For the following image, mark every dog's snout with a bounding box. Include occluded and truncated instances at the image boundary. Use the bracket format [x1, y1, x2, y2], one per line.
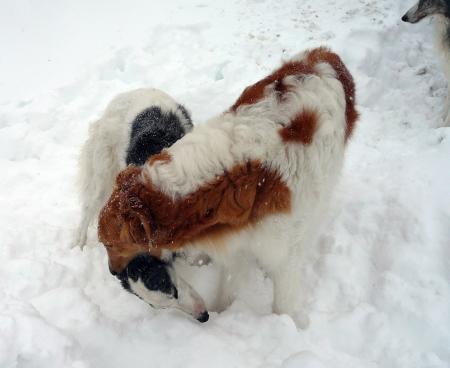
[401, 14, 408, 22]
[196, 311, 209, 323]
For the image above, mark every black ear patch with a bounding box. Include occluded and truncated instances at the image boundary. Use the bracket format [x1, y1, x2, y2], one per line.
[116, 253, 177, 297]
[126, 106, 192, 166]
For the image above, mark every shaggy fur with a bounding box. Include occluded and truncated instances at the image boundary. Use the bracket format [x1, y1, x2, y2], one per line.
[402, 0, 450, 125]
[98, 47, 359, 321]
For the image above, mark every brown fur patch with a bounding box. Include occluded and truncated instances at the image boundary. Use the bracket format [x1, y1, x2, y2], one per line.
[98, 162, 291, 273]
[148, 150, 171, 166]
[305, 48, 359, 141]
[279, 109, 318, 145]
[98, 173, 163, 272]
[230, 61, 316, 111]
[231, 47, 358, 142]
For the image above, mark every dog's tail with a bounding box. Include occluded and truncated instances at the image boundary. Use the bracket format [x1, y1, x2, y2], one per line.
[73, 119, 124, 249]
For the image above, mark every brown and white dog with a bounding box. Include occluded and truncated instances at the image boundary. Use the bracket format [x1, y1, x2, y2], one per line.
[99, 47, 358, 323]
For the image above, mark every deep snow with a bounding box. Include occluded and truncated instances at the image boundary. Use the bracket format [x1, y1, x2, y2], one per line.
[1, 0, 449, 367]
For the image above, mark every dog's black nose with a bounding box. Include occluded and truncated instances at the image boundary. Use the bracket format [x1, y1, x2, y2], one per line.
[401, 14, 408, 22]
[196, 311, 209, 323]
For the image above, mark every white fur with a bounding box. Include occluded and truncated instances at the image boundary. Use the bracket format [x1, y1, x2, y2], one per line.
[432, 15, 450, 125]
[73, 88, 191, 248]
[141, 54, 349, 321]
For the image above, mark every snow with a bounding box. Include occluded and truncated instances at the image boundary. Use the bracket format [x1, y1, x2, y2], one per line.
[1, 0, 449, 367]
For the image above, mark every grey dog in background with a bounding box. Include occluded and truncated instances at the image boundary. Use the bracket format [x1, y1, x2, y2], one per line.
[402, 0, 450, 126]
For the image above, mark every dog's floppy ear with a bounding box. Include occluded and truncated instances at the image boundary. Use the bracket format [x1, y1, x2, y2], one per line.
[117, 253, 176, 296]
[98, 166, 159, 273]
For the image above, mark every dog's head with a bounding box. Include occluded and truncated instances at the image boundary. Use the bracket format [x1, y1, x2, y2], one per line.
[402, 0, 450, 23]
[98, 170, 208, 322]
[116, 253, 209, 323]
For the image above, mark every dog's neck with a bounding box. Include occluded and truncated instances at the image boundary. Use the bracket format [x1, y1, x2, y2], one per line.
[432, 15, 450, 78]
[433, 14, 450, 35]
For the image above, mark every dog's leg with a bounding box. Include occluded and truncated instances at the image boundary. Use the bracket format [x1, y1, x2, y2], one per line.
[72, 208, 90, 249]
[72, 194, 107, 249]
[271, 252, 311, 329]
[210, 254, 256, 312]
[212, 264, 235, 312]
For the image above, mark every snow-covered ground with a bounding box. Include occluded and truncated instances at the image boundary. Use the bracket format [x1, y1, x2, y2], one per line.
[1, 0, 449, 367]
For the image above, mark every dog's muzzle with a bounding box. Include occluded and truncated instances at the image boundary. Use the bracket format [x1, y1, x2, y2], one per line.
[401, 4, 425, 24]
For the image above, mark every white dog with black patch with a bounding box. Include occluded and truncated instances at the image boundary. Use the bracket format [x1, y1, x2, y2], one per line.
[73, 88, 210, 322]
